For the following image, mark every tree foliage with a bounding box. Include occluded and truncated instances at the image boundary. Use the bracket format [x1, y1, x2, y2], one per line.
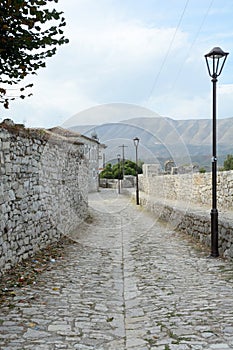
[100, 159, 143, 179]
[0, 0, 69, 108]
[100, 164, 115, 179]
[223, 154, 233, 171]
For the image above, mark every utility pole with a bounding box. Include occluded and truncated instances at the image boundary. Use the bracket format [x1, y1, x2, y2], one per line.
[119, 144, 128, 180]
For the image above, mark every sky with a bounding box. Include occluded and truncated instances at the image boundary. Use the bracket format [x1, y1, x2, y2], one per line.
[1, 0, 233, 128]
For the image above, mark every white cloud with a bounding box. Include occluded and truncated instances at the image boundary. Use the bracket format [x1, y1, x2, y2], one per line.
[2, 0, 233, 127]
[151, 83, 233, 120]
[1, 76, 96, 128]
[72, 20, 187, 63]
[218, 84, 233, 118]
[219, 83, 233, 95]
[4, 15, 190, 127]
[147, 93, 211, 120]
[62, 18, 190, 108]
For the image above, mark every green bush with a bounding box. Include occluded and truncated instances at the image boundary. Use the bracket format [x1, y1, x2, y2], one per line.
[100, 159, 143, 179]
[223, 154, 233, 171]
[199, 167, 206, 173]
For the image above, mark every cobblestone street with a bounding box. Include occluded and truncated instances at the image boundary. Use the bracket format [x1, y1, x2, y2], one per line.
[1, 189, 233, 350]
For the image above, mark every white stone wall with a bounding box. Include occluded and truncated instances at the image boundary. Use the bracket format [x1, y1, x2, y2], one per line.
[139, 169, 233, 211]
[138, 166, 233, 259]
[0, 126, 88, 275]
[47, 127, 100, 193]
[77, 137, 100, 193]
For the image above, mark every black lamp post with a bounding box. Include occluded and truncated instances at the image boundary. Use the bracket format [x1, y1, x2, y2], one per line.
[117, 153, 121, 194]
[204, 46, 229, 257]
[133, 137, 140, 205]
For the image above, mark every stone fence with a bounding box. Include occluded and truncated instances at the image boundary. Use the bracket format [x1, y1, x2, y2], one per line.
[0, 121, 88, 275]
[138, 167, 233, 259]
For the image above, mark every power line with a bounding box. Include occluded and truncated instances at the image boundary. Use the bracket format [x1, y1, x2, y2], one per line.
[169, 0, 215, 91]
[146, 0, 190, 103]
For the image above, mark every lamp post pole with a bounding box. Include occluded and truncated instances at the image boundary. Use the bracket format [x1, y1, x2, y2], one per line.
[133, 137, 140, 205]
[205, 47, 228, 257]
[211, 73, 218, 257]
[117, 154, 121, 194]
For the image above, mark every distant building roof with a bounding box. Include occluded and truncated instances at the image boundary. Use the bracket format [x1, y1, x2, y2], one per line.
[48, 126, 81, 137]
[48, 126, 100, 144]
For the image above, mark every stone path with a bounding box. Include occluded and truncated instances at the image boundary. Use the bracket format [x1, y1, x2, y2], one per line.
[1, 189, 233, 350]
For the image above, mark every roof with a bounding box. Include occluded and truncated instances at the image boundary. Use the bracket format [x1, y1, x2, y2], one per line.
[48, 126, 82, 137]
[49, 126, 100, 144]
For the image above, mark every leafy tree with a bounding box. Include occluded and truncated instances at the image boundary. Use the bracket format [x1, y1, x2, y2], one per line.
[100, 164, 114, 179]
[124, 159, 142, 174]
[112, 165, 123, 180]
[125, 164, 136, 176]
[0, 0, 69, 108]
[100, 159, 143, 179]
[223, 154, 233, 171]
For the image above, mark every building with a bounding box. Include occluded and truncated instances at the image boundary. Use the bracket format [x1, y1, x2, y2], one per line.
[49, 127, 106, 192]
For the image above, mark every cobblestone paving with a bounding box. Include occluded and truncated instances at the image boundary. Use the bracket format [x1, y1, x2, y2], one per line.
[1, 189, 233, 349]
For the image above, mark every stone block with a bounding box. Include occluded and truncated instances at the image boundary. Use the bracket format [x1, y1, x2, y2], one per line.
[2, 141, 10, 150]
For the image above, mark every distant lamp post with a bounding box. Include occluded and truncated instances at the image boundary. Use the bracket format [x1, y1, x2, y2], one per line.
[133, 137, 140, 205]
[117, 153, 121, 194]
[205, 46, 229, 257]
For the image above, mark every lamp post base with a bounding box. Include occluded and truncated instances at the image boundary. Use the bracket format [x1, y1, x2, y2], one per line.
[210, 208, 219, 258]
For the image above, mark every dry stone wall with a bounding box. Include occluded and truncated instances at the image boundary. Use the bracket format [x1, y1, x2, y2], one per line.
[139, 170, 233, 211]
[0, 123, 88, 275]
[139, 169, 233, 259]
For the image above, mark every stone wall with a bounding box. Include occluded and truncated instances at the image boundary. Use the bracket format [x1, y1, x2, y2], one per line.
[48, 127, 100, 193]
[138, 167, 233, 259]
[0, 122, 88, 275]
[139, 170, 233, 211]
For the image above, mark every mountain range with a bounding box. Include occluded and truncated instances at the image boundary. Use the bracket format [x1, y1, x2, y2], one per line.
[67, 115, 233, 169]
